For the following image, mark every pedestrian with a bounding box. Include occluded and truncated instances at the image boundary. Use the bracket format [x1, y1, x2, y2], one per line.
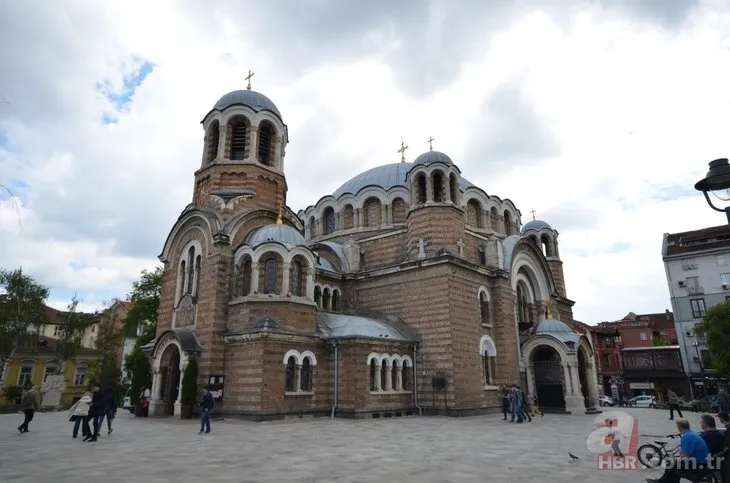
[518, 386, 532, 422]
[84, 382, 103, 442]
[68, 392, 92, 439]
[509, 384, 524, 423]
[667, 389, 683, 420]
[605, 418, 623, 457]
[98, 385, 117, 434]
[501, 385, 510, 421]
[199, 385, 215, 435]
[17, 385, 41, 434]
[716, 389, 729, 414]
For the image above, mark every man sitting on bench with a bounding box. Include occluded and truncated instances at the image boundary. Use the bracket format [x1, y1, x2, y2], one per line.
[646, 419, 710, 483]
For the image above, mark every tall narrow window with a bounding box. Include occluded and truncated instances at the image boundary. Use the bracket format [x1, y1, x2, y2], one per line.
[381, 362, 389, 391]
[391, 361, 398, 391]
[285, 356, 296, 392]
[416, 174, 427, 204]
[300, 357, 312, 391]
[490, 207, 499, 231]
[186, 246, 195, 294]
[503, 211, 513, 235]
[194, 255, 201, 296]
[230, 119, 247, 160]
[242, 260, 252, 296]
[207, 121, 219, 164]
[178, 260, 186, 300]
[314, 286, 321, 308]
[264, 259, 278, 294]
[323, 208, 336, 235]
[480, 292, 490, 325]
[322, 288, 331, 310]
[449, 174, 458, 204]
[257, 122, 275, 166]
[370, 360, 378, 391]
[483, 352, 495, 386]
[332, 290, 340, 311]
[291, 261, 302, 296]
[433, 172, 444, 202]
[516, 286, 525, 322]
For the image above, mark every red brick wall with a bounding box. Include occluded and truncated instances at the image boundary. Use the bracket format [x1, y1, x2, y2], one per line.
[228, 300, 317, 333]
[405, 205, 465, 260]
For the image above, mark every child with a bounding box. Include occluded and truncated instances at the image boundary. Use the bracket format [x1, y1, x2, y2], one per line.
[605, 418, 623, 457]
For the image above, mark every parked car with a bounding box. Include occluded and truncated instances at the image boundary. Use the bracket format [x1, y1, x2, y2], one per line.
[628, 395, 657, 408]
[598, 395, 615, 407]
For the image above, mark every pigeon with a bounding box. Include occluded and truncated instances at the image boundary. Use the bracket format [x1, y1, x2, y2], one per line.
[569, 452, 580, 461]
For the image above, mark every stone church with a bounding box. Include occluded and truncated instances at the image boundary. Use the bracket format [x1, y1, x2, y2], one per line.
[144, 84, 600, 420]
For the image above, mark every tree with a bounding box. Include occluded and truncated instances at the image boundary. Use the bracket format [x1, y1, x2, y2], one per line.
[180, 356, 198, 408]
[0, 268, 50, 383]
[54, 294, 96, 373]
[124, 348, 151, 410]
[694, 300, 730, 375]
[92, 300, 124, 388]
[125, 266, 162, 348]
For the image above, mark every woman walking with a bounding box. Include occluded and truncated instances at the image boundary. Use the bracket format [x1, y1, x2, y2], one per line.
[68, 392, 92, 439]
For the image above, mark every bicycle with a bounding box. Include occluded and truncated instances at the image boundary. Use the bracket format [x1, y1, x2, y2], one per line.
[637, 434, 681, 469]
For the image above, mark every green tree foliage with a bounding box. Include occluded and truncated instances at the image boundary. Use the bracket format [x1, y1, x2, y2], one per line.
[124, 348, 151, 409]
[180, 356, 198, 406]
[92, 300, 124, 388]
[653, 335, 670, 347]
[694, 300, 730, 375]
[54, 294, 96, 372]
[125, 266, 162, 347]
[0, 268, 50, 381]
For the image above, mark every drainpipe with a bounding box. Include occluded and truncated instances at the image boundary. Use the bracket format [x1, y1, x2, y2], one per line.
[413, 343, 423, 415]
[330, 342, 339, 419]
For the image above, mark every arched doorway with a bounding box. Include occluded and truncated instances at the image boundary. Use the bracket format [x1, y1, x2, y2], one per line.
[532, 345, 565, 410]
[577, 346, 590, 409]
[159, 344, 181, 416]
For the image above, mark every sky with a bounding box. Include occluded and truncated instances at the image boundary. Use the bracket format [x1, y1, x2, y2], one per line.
[1, 0, 729, 322]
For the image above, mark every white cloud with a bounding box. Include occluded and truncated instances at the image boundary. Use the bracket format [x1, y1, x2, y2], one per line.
[1, 1, 729, 322]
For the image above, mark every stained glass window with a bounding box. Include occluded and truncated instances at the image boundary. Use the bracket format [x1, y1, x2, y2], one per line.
[264, 259, 277, 294]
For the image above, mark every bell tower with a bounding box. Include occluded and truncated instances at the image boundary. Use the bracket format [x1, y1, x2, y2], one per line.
[521, 218, 566, 296]
[193, 75, 289, 219]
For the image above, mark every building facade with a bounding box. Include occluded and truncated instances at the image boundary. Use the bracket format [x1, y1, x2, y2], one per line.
[620, 346, 688, 400]
[144, 86, 599, 420]
[662, 225, 730, 397]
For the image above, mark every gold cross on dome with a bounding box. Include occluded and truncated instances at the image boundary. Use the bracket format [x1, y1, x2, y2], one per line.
[398, 140, 409, 163]
[245, 69, 255, 90]
[276, 199, 283, 224]
[427, 136, 435, 151]
[530, 209, 536, 220]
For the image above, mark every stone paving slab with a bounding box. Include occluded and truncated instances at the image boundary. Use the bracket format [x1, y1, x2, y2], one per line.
[0, 407, 704, 482]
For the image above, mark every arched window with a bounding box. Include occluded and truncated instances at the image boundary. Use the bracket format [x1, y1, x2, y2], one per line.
[503, 210, 513, 235]
[323, 208, 336, 235]
[257, 121, 275, 166]
[467, 201, 482, 228]
[391, 361, 398, 391]
[322, 288, 331, 311]
[314, 286, 321, 308]
[392, 198, 406, 223]
[264, 259, 278, 294]
[291, 261, 303, 296]
[369, 360, 378, 391]
[479, 291, 490, 325]
[186, 246, 195, 294]
[381, 361, 390, 391]
[433, 171, 444, 202]
[194, 255, 201, 296]
[364, 198, 381, 227]
[308, 217, 316, 238]
[541, 234, 553, 257]
[480, 336, 497, 387]
[449, 173, 458, 204]
[300, 357, 312, 391]
[242, 259, 252, 296]
[177, 260, 186, 302]
[490, 207, 499, 231]
[206, 121, 219, 164]
[230, 118, 248, 160]
[416, 174, 427, 204]
[331, 290, 340, 311]
[516, 286, 526, 322]
[402, 360, 411, 391]
[285, 356, 297, 392]
[343, 205, 354, 229]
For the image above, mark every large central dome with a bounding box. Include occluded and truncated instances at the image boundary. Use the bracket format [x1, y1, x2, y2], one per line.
[331, 163, 474, 198]
[213, 89, 281, 117]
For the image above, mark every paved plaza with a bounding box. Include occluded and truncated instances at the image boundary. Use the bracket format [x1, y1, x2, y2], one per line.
[0, 407, 701, 482]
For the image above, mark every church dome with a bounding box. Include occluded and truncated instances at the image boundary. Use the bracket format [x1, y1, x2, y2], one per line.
[213, 90, 281, 118]
[247, 224, 305, 247]
[521, 219, 552, 234]
[535, 318, 580, 348]
[331, 162, 474, 199]
[413, 150, 453, 166]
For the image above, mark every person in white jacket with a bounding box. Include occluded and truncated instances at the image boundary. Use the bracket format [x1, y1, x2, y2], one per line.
[68, 392, 92, 439]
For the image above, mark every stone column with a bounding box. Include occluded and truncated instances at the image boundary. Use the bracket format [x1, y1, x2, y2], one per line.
[375, 364, 382, 391]
[385, 204, 392, 225]
[250, 262, 259, 293]
[296, 365, 302, 392]
[148, 368, 162, 416]
[358, 209, 365, 227]
[305, 267, 315, 299]
[382, 365, 391, 391]
[282, 262, 291, 295]
[426, 178, 434, 202]
[445, 183, 452, 203]
[563, 361, 586, 414]
[480, 211, 489, 231]
[174, 361, 186, 417]
[216, 128, 225, 159]
[249, 126, 258, 161]
[274, 136, 282, 170]
[396, 366, 403, 391]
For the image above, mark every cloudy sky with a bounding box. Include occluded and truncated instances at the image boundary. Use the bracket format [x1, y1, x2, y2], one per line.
[1, 0, 729, 322]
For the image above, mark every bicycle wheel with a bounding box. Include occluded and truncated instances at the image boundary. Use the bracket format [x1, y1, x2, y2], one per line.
[637, 443, 664, 469]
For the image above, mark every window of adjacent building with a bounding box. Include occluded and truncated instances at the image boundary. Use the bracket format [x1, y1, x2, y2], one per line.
[43, 362, 58, 382]
[53, 325, 61, 337]
[640, 332, 648, 341]
[18, 363, 34, 387]
[690, 298, 707, 319]
[719, 255, 727, 267]
[682, 258, 698, 270]
[722, 273, 730, 287]
[603, 354, 611, 368]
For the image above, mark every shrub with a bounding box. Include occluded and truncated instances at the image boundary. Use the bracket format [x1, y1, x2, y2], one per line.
[180, 357, 198, 406]
[4, 385, 22, 405]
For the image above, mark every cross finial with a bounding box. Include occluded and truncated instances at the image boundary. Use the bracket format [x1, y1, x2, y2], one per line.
[427, 136, 435, 151]
[529, 209, 536, 221]
[276, 199, 283, 224]
[398, 140, 409, 163]
[245, 69, 255, 90]
[545, 299, 553, 320]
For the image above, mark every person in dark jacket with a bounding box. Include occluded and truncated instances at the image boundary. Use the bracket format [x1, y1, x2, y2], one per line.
[84, 382, 103, 442]
[199, 385, 214, 435]
[718, 411, 730, 449]
[700, 413, 726, 455]
[97, 386, 117, 434]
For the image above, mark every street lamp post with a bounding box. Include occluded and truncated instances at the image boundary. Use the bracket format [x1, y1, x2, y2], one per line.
[693, 341, 706, 398]
[694, 158, 730, 225]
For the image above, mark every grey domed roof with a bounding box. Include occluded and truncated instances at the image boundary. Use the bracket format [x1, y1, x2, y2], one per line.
[535, 318, 580, 347]
[213, 90, 281, 117]
[413, 150, 453, 166]
[247, 224, 305, 247]
[331, 163, 474, 199]
[521, 220, 552, 233]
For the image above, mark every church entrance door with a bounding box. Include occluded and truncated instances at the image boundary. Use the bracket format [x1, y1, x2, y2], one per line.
[160, 345, 181, 416]
[533, 346, 566, 410]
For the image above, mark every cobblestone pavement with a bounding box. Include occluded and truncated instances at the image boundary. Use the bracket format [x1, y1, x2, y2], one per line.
[0, 406, 706, 482]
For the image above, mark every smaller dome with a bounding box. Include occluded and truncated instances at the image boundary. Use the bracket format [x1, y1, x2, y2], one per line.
[521, 219, 552, 234]
[213, 90, 281, 117]
[535, 319, 573, 334]
[413, 150, 453, 166]
[248, 224, 306, 247]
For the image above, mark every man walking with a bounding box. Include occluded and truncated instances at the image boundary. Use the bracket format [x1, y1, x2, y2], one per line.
[17, 385, 41, 433]
[668, 389, 683, 420]
[199, 385, 214, 435]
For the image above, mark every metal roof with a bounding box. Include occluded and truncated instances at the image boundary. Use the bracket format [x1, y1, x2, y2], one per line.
[521, 219, 552, 234]
[247, 224, 306, 247]
[412, 150, 453, 166]
[213, 90, 281, 117]
[316, 312, 417, 341]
